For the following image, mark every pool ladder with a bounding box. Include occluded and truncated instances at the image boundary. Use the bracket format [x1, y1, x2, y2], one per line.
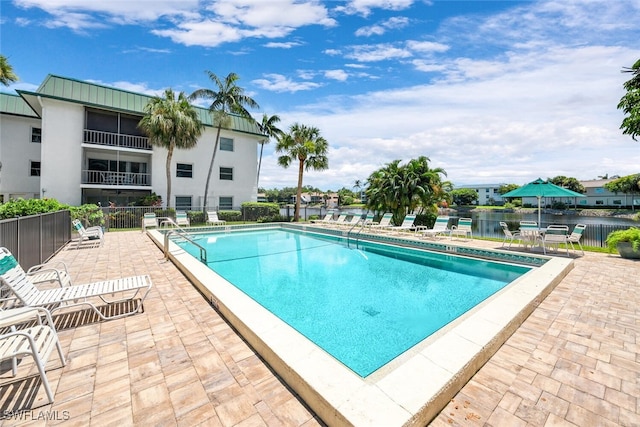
[164, 229, 208, 264]
[346, 217, 367, 249]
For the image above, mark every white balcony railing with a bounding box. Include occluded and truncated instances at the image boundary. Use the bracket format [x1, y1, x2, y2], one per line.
[84, 129, 151, 150]
[83, 170, 151, 186]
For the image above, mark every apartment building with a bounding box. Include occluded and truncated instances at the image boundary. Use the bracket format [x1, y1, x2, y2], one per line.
[0, 75, 265, 210]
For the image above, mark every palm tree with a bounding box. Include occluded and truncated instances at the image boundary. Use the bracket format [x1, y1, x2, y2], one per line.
[365, 157, 447, 225]
[138, 89, 203, 208]
[189, 71, 259, 211]
[276, 123, 329, 221]
[257, 113, 283, 187]
[0, 55, 18, 86]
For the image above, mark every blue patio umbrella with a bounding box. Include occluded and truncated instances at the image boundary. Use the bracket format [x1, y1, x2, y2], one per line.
[502, 178, 586, 225]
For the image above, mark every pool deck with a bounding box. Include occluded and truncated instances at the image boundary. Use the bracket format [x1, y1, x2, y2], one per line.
[1, 230, 638, 426]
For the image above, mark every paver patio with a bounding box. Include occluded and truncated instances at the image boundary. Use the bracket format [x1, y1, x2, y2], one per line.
[1, 230, 638, 426]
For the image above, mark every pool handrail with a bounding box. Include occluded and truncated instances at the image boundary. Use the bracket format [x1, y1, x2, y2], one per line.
[164, 229, 207, 264]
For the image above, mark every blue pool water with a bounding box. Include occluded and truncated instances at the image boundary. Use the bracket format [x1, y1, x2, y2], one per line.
[177, 229, 530, 377]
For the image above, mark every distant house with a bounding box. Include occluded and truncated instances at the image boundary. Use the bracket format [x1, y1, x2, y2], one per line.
[0, 74, 265, 209]
[457, 184, 506, 205]
[290, 192, 339, 207]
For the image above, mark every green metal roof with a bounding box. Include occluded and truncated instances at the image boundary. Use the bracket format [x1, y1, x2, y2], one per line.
[16, 74, 264, 136]
[0, 92, 38, 118]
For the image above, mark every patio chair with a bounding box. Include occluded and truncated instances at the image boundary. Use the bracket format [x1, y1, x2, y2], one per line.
[0, 250, 153, 320]
[0, 306, 66, 404]
[175, 211, 190, 227]
[142, 212, 159, 231]
[420, 216, 451, 239]
[499, 222, 523, 248]
[72, 219, 103, 248]
[206, 211, 226, 226]
[0, 247, 71, 289]
[367, 213, 393, 231]
[519, 221, 541, 249]
[542, 225, 569, 255]
[385, 214, 417, 233]
[566, 223, 586, 255]
[337, 214, 362, 228]
[451, 218, 473, 240]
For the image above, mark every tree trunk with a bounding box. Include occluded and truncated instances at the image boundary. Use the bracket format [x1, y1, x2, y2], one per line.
[257, 141, 265, 187]
[295, 159, 304, 221]
[165, 143, 174, 208]
[203, 125, 222, 212]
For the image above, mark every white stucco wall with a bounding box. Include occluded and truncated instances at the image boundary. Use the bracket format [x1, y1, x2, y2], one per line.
[39, 98, 84, 205]
[0, 114, 42, 201]
[155, 126, 259, 209]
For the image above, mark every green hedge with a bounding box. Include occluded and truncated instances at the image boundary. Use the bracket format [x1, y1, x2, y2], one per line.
[241, 202, 280, 221]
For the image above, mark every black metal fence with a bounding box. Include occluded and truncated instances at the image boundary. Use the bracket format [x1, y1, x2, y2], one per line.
[457, 218, 627, 249]
[0, 210, 71, 269]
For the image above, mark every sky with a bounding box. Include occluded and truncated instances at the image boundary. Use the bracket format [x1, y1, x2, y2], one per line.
[1, 0, 639, 191]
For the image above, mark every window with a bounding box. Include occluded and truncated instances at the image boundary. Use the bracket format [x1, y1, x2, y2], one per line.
[595, 200, 604, 205]
[219, 167, 233, 180]
[220, 137, 234, 151]
[30, 161, 41, 176]
[613, 200, 622, 205]
[31, 127, 41, 143]
[219, 196, 233, 210]
[177, 163, 193, 178]
[175, 196, 192, 211]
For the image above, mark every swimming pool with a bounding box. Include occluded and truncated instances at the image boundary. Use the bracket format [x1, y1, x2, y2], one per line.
[177, 228, 530, 377]
[152, 223, 573, 426]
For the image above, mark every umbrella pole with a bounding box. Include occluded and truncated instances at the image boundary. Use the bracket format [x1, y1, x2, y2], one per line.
[538, 196, 542, 226]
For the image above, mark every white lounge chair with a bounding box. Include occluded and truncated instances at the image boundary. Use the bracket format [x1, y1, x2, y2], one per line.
[310, 211, 334, 223]
[420, 216, 451, 239]
[363, 213, 377, 226]
[0, 306, 66, 404]
[385, 214, 417, 233]
[176, 211, 190, 227]
[206, 211, 226, 225]
[0, 247, 72, 289]
[499, 222, 523, 248]
[142, 212, 158, 231]
[367, 213, 393, 231]
[451, 217, 473, 240]
[0, 250, 153, 320]
[337, 214, 362, 228]
[72, 219, 103, 248]
[326, 213, 348, 227]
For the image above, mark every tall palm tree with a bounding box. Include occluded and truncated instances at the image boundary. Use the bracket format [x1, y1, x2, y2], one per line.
[0, 55, 18, 86]
[189, 71, 259, 211]
[276, 123, 329, 221]
[257, 113, 283, 187]
[139, 89, 203, 208]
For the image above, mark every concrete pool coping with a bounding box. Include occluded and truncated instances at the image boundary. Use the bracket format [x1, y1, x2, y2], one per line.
[148, 225, 574, 426]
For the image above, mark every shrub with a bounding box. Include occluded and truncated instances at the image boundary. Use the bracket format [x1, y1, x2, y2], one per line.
[0, 198, 69, 219]
[219, 210, 242, 222]
[241, 202, 279, 221]
[70, 204, 104, 227]
[605, 227, 640, 253]
[257, 215, 289, 223]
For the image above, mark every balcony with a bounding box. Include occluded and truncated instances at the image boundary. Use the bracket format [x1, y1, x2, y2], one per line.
[84, 129, 151, 150]
[83, 170, 151, 186]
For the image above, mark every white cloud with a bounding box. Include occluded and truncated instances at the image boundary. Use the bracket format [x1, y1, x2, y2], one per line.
[324, 69, 349, 81]
[337, 0, 416, 17]
[264, 41, 303, 49]
[264, 45, 640, 189]
[345, 43, 412, 62]
[355, 16, 410, 36]
[252, 74, 322, 93]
